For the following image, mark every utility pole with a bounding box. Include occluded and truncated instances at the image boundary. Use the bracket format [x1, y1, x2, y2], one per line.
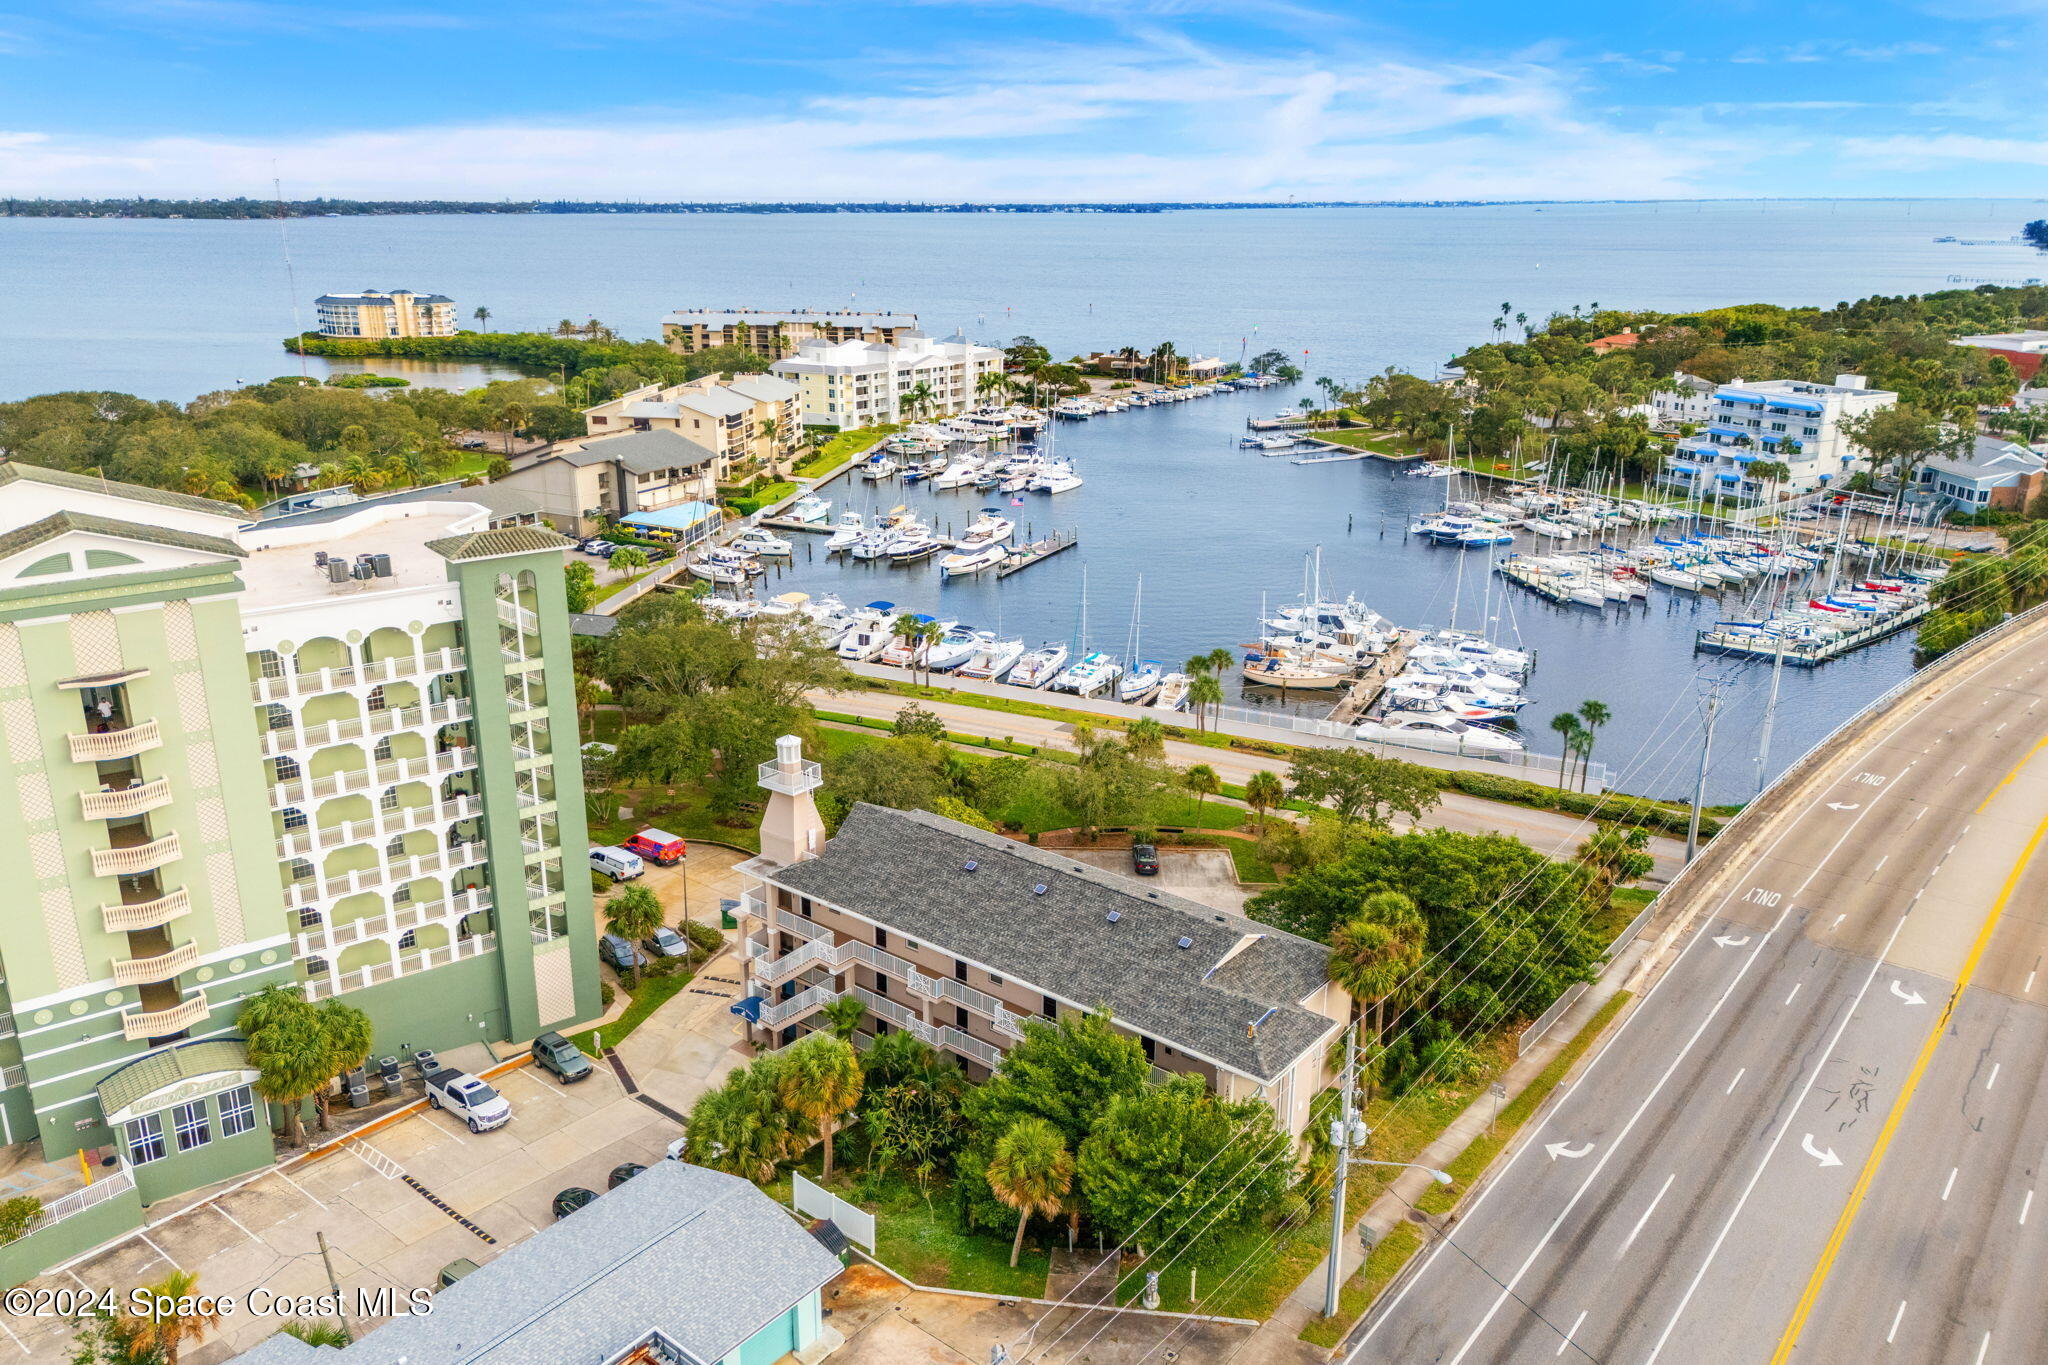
[316, 1229, 349, 1335]
[1686, 680, 1727, 863]
[1756, 577, 1789, 799]
[1323, 1026, 1366, 1318]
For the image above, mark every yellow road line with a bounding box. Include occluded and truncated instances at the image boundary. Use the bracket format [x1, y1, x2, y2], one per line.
[1770, 809, 2048, 1362]
[1976, 735, 2048, 814]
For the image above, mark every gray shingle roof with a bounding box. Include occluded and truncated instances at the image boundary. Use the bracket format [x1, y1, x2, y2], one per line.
[559, 427, 720, 475]
[0, 511, 246, 563]
[425, 524, 572, 561]
[771, 805, 1338, 1082]
[233, 1161, 841, 1365]
[96, 1039, 252, 1119]
[0, 463, 245, 518]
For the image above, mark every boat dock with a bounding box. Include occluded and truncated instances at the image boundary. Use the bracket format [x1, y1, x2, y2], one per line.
[1328, 632, 1415, 724]
[758, 516, 837, 535]
[1290, 450, 1370, 466]
[1247, 415, 1313, 431]
[995, 529, 1079, 578]
[1694, 597, 1930, 666]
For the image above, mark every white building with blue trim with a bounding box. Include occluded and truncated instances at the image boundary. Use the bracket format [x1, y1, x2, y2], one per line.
[1660, 373, 1895, 500]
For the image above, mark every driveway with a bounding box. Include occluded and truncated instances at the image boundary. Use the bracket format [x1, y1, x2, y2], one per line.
[1063, 847, 1249, 913]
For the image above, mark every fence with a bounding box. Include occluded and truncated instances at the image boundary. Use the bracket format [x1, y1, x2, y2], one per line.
[1209, 702, 1612, 791]
[1514, 983, 1588, 1058]
[791, 1171, 876, 1250]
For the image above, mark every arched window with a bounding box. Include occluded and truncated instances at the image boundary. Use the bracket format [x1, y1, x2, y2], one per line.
[285, 858, 313, 884]
[304, 955, 329, 977]
[281, 806, 308, 831]
[373, 736, 395, 762]
[379, 788, 400, 812]
[385, 836, 408, 860]
[393, 884, 413, 905]
[272, 755, 301, 783]
[366, 684, 387, 714]
[264, 703, 291, 732]
[397, 930, 417, 950]
[252, 649, 285, 679]
[297, 907, 323, 929]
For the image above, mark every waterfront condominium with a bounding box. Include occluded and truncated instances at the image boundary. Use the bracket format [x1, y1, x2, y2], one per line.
[1660, 372, 1897, 500]
[579, 373, 804, 480]
[660, 307, 920, 357]
[314, 289, 458, 339]
[732, 738, 1349, 1139]
[769, 331, 1006, 429]
[0, 465, 598, 1239]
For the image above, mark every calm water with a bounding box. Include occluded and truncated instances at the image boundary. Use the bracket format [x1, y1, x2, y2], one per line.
[5, 200, 2042, 798]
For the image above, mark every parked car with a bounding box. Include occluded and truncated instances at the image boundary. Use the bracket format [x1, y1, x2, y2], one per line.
[599, 933, 644, 973]
[458, 437, 487, 450]
[424, 1069, 512, 1133]
[590, 846, 645, 881]
[580, 539, 617, 557]
[624, 829, 688, 865]
[552, 1187, 597, 1219]
[1131, 843, 1160, 876]
[641, 925, 689, 959]
[608, 1162, 648, 1190]
[436, 1258, 481, 1290]
[530, 1030, 593, 1083]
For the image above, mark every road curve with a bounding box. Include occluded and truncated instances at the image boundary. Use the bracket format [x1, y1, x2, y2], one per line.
[1348, 611, 2048, 1365]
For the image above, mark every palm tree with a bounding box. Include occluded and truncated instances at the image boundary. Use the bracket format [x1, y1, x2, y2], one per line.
[277, 1321, 352, 1348]
[123, 1268, 225, 1365]
[313, 999, 372, 1133]
[1125, 717, 1165, 760]
[609, 546, 649, 574]
[820, 995, 866, 1042]
[1244, 770, 1284, 828]
[759, 416, 782, 478]
[688, 1061, 793, 1182]
[778, 1033, 863, 1178]
[498, 401, 529, 456]
[986, 1117, 1074, 1268]
[1203, 646, 1235, 675]
[1328, 891, 1427, 1043]
[1187, 672, 1224, 733]
[902, 381, 936, 422]
[1515, 310, 1528, 338]
[976, 371, 1010, 404]
[1576, 826, 1654, 910]
[1575, 700, 1611, 789]
[605, 883, 665, 986]
[473, 306, 492, 333]
[1184, 763, 1221, 820]
[1548, 712, 1584, 790]
[243, 1001, 327, 1148]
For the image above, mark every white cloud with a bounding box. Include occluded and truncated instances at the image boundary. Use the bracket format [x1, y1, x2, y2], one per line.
[1842, 133, 2048, 167]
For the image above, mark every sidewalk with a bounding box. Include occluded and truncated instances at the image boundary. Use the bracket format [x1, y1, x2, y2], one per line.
[1250, 930, 1657, 1358]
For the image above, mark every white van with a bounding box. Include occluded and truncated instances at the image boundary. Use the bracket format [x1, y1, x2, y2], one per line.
[589, 846, 645, 882]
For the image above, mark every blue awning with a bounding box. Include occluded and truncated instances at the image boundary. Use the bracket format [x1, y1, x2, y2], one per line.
[619, 501, 720, 534]
[1720, 391, 1766, 405]
[1717, 472, 1742, 482]
[1669, 461, 1700, 473]
[1765, 398, 1823, 414]
[1758, 433, 1784, 445]
[1707, 425, 1748, 438]
[730, 996, 765, 1023]
[1728, 452, 1759, 463]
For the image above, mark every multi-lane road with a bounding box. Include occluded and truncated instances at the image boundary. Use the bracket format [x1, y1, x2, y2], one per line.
[1351, 621, 2048, 1364]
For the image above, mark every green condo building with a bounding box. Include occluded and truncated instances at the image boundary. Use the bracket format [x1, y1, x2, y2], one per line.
[0, 466, 600, 1280]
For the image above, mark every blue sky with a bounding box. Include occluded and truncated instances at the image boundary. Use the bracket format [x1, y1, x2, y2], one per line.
[0, 0, 2040, 200]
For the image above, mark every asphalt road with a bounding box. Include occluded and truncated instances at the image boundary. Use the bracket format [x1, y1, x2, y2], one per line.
[1348, 621, 2048, 1365]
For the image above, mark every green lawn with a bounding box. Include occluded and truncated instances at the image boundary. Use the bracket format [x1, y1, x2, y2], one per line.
[593, 566, 659, 605]
[764, 1164, 1051, 1297]
[1315, 430, 1414, 457]
[1598, 886, 1657, 944]
[437, 447, 498, 481]
[586, 782, 762, 854]
[569, 971, 693, 1057]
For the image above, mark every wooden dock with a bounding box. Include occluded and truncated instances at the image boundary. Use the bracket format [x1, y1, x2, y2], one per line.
[1290, 451, 1370, 466]
[1329, 632, 1415, 724]
[995, 530, 1078, 578]
[758, 516, 836, 535]
[1247, 415, 1313, 431]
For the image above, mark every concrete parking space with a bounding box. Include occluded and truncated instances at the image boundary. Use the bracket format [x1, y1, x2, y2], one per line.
[1064, 846, 1250, 913]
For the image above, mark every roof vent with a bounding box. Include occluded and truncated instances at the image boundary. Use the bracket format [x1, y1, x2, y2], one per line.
[963, 860, 978, 872]
[1106, 911, 1121, 924]
[1032, 884, 1047, 895]
[1176, 936, 1193, 950]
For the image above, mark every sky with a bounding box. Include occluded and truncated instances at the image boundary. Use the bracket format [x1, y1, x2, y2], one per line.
[0, 0, 2043, 202]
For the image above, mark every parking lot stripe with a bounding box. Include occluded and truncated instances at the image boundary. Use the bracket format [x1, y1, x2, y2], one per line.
[136, 1233, 179, 1271]
[273, 1168, 327, 1209]
[211, 1204, 257, 1241]
[0, 1312, 27, 1354]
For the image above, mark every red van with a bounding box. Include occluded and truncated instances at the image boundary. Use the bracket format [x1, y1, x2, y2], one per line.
[623, 829, 687, 865]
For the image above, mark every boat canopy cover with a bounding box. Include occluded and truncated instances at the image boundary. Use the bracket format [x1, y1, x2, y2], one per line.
[863, 600, 896, 610]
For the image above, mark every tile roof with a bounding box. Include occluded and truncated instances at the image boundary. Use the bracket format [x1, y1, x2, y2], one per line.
[96, 1039, 253, 1119]
[770, 805, 1338, 1082]
[426, 523, 573, 561]
[234, 1160, 841, 1365]
[0, 511, 246, 563]
[0, 463, 245, 517]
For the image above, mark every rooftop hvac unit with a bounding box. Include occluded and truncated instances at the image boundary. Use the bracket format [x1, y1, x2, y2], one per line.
[326, 560, 351, 584]
[378, 1056, 404, 1096]
[370, 554, 393, 578]
[346, 1068, 371, 1109]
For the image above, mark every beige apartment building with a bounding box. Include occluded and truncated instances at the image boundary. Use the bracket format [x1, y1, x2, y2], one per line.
[314, 290, 457, 339]
[770, 332, 1005, 428]
[732, 740, 1348, 1139]
[582, 374, 802, 479]
[661, 309, 920, 357]
[493, 428, 721, 539]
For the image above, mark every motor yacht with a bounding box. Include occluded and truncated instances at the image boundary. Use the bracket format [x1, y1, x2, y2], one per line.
[1151, 672, 1191, 712]
[859, 455, 901, 480]
[730, 527, 792, 557]
[1029, 462, 1084, 494]
[939, 541, 1008, 576]
[878, 614, 943, 667]
[1354, 713, 1527, 753]
[1009, 642, 1070, 689]
[961, 509, 1015, 543]
[834, 604, 898, 661]
[923, 624, 983, 673]
[823, 512, 866, 552]
[1050, 650, 1121, 697]
[955, 634, 1027, 682]
[787, 494, 831, 524]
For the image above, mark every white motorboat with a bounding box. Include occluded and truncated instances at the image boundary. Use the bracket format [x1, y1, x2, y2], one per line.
[730, 528, 792, 557]
[859, 455, 901, 480]
[687, 547, 759, 584]
[1009, 642, 1070, 689]
[1051, 650, 1121, 697]
[847, 527, 896, 561]
[834, 603, 898, 661]
[931, 460, 981, 489]
[939, 541, 1007, 576]
[1029, 462, 1084, 493]
[961, 509, 1015, 543]
[787, 494, 832, 524]
[1151, 672, 1191, 712]
[878, 613, 942, 667]
[955, 634, 1027, 682]
[887, 530, 943, 564]
[999, 472, 1032, 494]
[824, 512, 866, 552]
[922, 624, 982, 673]
[1117, 660, 1163, 706]
[1354, 714, 1527, 753]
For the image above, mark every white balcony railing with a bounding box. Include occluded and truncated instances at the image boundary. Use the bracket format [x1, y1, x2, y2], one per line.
[282, 841, 489, 911]
[749, 926, 1010, 1020]
[91, 832, 181, 879]
[257, 697, 471, 759]
[303, 931, 499, 1002]
[299, 889, 491, 954]
[80, 777, 173, 821]
[749, 977, 1006, 1072]
[270, 746, 477, 808]
[110, 941, 199, 987]
[249, 647, 467, 704]
[120, 994, 210, 1041]
[67, 719, 163, 764]
[102, 887, 193, 934]
[275, 793, 482, 860]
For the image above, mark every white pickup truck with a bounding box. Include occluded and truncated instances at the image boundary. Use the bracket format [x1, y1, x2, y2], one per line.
[424, 1068, 512, 1133]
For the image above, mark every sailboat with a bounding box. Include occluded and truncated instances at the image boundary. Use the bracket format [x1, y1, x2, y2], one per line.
[1116, 576, 1162, 704]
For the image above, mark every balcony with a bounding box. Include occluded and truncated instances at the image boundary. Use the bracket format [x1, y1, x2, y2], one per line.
[120, 994, 210, 1041]
[748, 922, 1017, 1026]
[299, 889, 492, 953]
[753, 982, 1003, 1070]
[91, 832, 181, 879]
[80, 777, 173, 821]
[102, 887, 192, 934]
[282, 841, 489, 912]
[250, 647, 466, 703]
[271, 745, 477, 807]
[258, 697, 472, 758]
[303, 930, 499, 1002]
[276, 793, 482, 859]
[111, 940, 199, 987]
[67, 719, 162, 764]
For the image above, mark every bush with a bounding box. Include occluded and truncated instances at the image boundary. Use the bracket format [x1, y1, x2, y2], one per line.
[683, 920, 723, 955]
[600, 982, 616, 1009]
[591, 870, 613, 895]
[0, 1195, 41, 1246]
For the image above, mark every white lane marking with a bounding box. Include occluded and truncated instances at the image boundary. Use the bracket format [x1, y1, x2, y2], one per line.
[1890, 980, 1927, 1006]
[1831, 914, 1846, 930]
[1713, 933, 1752, 948]
[1802, 1134, 1843, 1167]
[1974, 1331, 1991, 1365]
[1618, 1174, 1678, 1258]
[1915, 808, 1927, 820]
[1874, 855, 1889, 873]
[1956, 764, 1970, 777]
[1786, 983, 1804, 1005]
[136, 1233, 178, 1271]
[1545, 1142, 1594, 1161]
[0, 1314, 26, 1355]
[1988, 1063, 2000, 1092]
[273, 1168, 327, 1208]
[2023, 1190, 2034, 1226]
[1996, 722, 2008, 735]
[1555, 1310, 1587, 1357]
[212, 1203, 257, 1240]
[1943, 1168, 1959, 1201]
[2028, 971, 2038, 994]
[1887, 1300, 1907, 1344]
[1726, 1068, 1745, 1095]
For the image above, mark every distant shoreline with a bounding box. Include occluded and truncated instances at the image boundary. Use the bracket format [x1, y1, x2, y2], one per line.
[6, 196, 2046, 221]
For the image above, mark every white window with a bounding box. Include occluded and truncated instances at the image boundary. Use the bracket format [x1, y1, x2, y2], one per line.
[174, 1100, 210, 1152]
[126, 1113, 165, 1164]
[220, 1086, 255, 1138]
[282, 807, 308, 831]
